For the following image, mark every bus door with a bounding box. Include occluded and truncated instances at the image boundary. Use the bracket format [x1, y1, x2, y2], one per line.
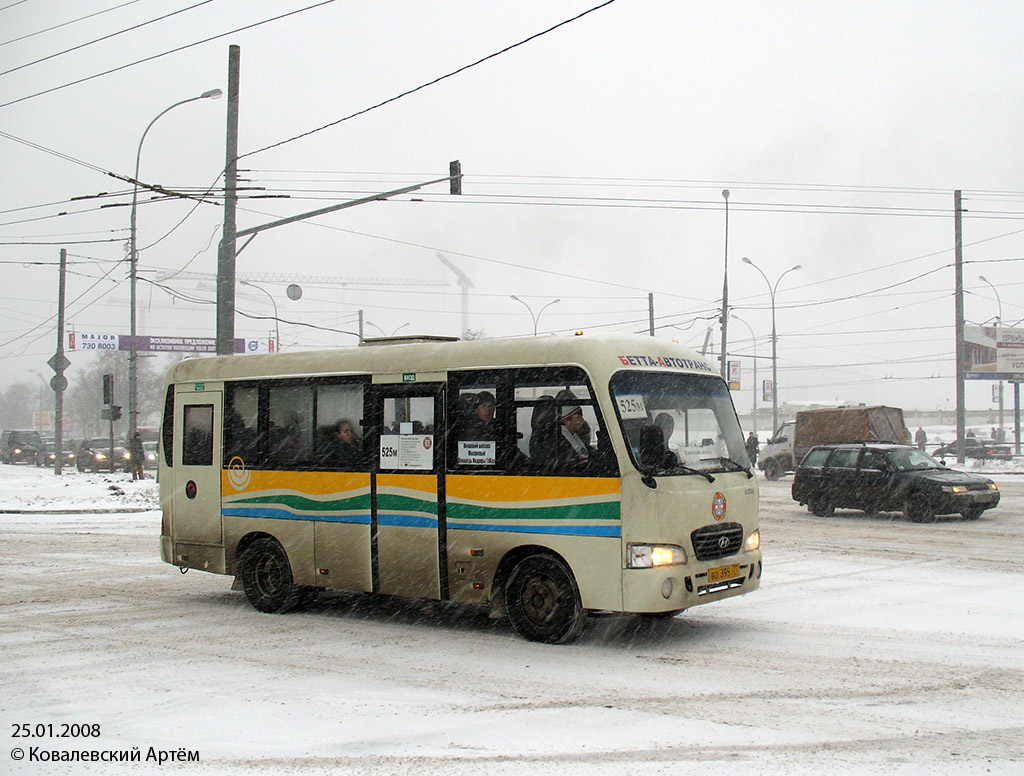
[374, 383, 446, 600]
[172, 388, 223, 545]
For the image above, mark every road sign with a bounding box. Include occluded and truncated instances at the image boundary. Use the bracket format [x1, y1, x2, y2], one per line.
[48, 353, 70, 373]
[50, 374, 68, 392]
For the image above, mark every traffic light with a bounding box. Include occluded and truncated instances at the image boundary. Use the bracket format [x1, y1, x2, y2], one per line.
[449, 160, 462, 195]
[102, 373, 113, 405]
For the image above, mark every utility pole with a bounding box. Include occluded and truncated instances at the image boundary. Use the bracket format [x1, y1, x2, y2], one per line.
[53, 248, 69, 474]
[216, 44, 240, 356]
[954, 190, 966, 464]
[648, 292, 655, 336]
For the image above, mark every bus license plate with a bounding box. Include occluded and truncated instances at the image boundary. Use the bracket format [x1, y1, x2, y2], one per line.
[707, 564, 741, 584]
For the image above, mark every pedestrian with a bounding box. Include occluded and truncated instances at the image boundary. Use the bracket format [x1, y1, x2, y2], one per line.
[745, 431, 759, 465]
[129, 431, 145, 480]
[915, 426, 927, 451]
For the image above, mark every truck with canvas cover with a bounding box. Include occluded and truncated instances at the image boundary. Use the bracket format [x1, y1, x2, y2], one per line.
[758, 405, 911, 480]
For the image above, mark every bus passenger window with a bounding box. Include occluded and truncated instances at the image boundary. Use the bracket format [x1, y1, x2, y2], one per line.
[316, 383, 365, 470]
[513, 376, 616, 477]
[224, 384, 258, 466]
[455, 387, 499, 467]
[267, 385, 313, 466]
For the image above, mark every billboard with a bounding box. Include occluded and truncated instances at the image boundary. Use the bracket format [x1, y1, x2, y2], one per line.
[68, 333, 275, 354]
[964, 325, 1024, 380]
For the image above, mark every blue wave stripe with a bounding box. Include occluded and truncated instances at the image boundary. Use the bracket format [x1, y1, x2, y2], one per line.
[377, 512, 438, 529]
[449, 521, 621, 537]
[222, 508, 619, 536]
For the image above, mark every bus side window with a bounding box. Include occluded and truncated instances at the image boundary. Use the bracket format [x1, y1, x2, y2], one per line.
[512, 373, 617, 477]
[224, 383, 258, 466]
[315, 383, 366, 470]
[267, 385, 314, 466]
[453, 385, 500, 469]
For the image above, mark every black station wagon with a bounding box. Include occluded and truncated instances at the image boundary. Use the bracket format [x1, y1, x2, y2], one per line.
[792, 443, 1000, 522]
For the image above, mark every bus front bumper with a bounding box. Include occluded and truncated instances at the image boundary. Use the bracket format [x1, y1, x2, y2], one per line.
[622, 550, 762, 614]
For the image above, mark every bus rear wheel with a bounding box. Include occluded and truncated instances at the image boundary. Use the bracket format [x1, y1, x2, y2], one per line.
[505, 554, 586, 644]
[238, 537, 302, 613]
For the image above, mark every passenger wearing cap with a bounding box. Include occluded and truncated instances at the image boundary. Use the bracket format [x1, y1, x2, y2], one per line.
[554, 391, 590, 466]
[464, 390, 497, 440]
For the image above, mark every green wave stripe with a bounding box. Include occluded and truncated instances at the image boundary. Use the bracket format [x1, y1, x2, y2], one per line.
[377, 493, 438, 514]
[447, 500, 619, 523]
[226, 493, 370, 512]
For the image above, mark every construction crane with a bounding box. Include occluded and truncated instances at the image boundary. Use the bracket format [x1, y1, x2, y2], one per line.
[436, 252, 474, 339]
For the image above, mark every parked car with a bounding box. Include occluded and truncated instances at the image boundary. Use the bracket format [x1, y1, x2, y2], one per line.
[76, 438, 130, 472]
[34, 441, 76, 467]
[792, 443, 1000, 522]
[1, 429, 43, 464]
[932, 440, 1013, 462]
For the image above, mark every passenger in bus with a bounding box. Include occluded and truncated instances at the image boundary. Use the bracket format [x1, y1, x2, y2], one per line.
[463, 391, 497, 440]
[553, 391, 591, 468]
[320, 419, 362, 467]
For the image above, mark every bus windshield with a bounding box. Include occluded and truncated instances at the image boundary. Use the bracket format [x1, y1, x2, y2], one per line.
[611, 371, 749, 475]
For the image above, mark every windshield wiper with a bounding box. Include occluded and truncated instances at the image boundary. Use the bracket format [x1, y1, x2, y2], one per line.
[715, 457, 754, 478]
[658, 462, 715, 482]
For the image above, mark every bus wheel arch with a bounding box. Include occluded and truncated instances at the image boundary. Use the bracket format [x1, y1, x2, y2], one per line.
[236, 534, 303, 614]
[501, 548, 587, 644]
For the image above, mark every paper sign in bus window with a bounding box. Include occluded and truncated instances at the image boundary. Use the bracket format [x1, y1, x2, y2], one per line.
[458, 440, 496, 465]
[380, 434, 433, 470]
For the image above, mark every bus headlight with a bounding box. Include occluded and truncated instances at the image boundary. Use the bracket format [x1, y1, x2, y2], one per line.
[627, 543, 687, 568]
[744, 529, 760, 552]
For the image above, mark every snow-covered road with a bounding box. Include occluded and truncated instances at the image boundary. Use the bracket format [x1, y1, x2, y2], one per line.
[1, 466, 1022, 775]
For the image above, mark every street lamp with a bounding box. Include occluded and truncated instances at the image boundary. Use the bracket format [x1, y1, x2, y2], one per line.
[720, 189, 730, 379]
[239, 279, 280, 351]
[510, 296, 560, 336]
[730, 315, 758, 435]
[979, 275, 1004, 438]
[129, 88, 222, 440]
[742, 257, 801, 433]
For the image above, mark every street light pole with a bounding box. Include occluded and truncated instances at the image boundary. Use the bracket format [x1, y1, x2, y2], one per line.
[979, 275, 1004, 439]
[510, 296, 560, 336]
[240, 279, 280, 351]
[129, 88, 221, 439]
[730, 315, 758, 434]
[742, 257, 801, 433]
[719, 189, 730, 379]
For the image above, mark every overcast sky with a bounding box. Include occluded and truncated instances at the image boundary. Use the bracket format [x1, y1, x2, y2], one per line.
[2, 0, 1022, 425]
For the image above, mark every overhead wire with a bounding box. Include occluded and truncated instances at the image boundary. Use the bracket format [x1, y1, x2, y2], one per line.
[0, 0, 339, 109]
[240, 0, 618, 159]
[0, 0, 144, 46]
[0, 0, 218, 77]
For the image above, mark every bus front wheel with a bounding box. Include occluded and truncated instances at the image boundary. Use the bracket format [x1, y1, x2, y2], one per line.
[505, 554, 586, 644]
[238, 537, 302, 614]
